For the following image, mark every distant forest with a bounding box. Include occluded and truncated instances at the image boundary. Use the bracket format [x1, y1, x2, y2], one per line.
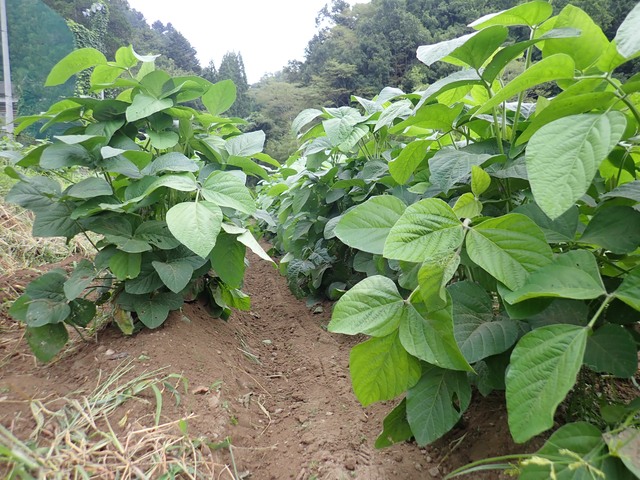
[4, 0, 638, 158]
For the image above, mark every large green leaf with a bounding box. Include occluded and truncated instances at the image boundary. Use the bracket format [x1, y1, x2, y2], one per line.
[428, 150, 492, 193]
[349, 332, 421, 406]
[384, 199, 464, 263]
[26, 324, 69, 362]
[466, 214, 553, 291]
[109, 251, 142, 281]
[201, 171, 256, 215]
[388, 139, 429, 184]
[226, 131, 266, 157]
[521, 422, 632, 480]
[202, 79, 236, 116]
[417, 31, 479, 66]
[580, 206, 640, 254]
[209, 232, 246, 289]
[166, 201, 223, 258]
[63, 259, 97, 301]
[584, 324, 638, 378]
[45, 48, 106, 86]
[469, 1, 553, 29]
[506, 324, 589, 443]
[66, 178, 112, 199]
[526, 112, 627, 219]
[614, 2, 640, 59]
[614, 267, 640, 311]
[449, 281, 519, 363]
[26, 299, 71, 327]
[406, 365, 472, 446]
[126, 94, 173, 122]
[335, 195, 406, 255]
[140, 152, 199, 176]
[476, 54, 575, 115]
[375, 400, 413, 448]
[328, 276, 404, 337]
[121, 291, 183, 329]
[152, 260, 194, 294]
[399, 296, 473, 372]
[41, 144, 92, 169]
[448, 26, 509, 70]
[514, 203, 579, 243]
[135, 221, 180, 250]
[417, 251, 460, 312]
[33, 203, 84, 238]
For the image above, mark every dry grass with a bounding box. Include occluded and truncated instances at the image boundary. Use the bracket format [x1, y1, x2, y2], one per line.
[0, 362, 238, 480]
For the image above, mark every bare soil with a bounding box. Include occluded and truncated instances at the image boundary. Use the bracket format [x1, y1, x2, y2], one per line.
[0, 250, 538, 479]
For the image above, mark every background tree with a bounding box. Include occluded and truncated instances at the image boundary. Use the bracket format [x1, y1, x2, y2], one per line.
[217, 51, 251, 118]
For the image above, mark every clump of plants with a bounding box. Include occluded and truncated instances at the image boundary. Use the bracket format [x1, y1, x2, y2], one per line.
[268, 1, 640, 477]
[5, 46, 274, 361]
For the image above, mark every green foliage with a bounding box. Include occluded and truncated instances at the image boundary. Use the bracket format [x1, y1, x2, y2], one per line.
[5, 46, 271, 361]
[261, 3, 640, 477]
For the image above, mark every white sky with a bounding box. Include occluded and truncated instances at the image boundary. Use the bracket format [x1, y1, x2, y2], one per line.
[126, 0, 368, 84]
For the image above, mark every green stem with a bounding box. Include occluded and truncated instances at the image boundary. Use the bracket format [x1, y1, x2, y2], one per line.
[510, 27, 537, 144]
[587, 294, 614, 329]
[615, 149, 632, 186]
[491, 107, 505, 155]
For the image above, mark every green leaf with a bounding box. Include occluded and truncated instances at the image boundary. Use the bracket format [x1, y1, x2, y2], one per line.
[476, 54, 575, 115]
[135, 221, 180, 250]
[375, 400, 413, 448]
[124, 255, 164, 295]
[126, 94, 173, 122]
[506, 324, 588, 443]
[26, 324, 69, 362]
[614, 267, 640, 311]
[603, 428, 640, 478]
[166, 201, 222, 258]
[471, 166, 491, 196]
[109, 251, 142, 281]
[428, 150, 491, 193]
[226, 156, 269, 180]
[384, 199, 464, 263]
[349, 332, 422, 406]
[25, 270, 67, 301]
[469, 1, 553, 29]
[26, 299, 71, 327]
[226, 131, 266, 157]
[66, 177, 113, 200]
[140, 152, 198, 176]
[152, 260, 194, 294]
[41, 143, 92, 169]
[388, 139, 429, 184]
[124, 292, 183, 329]
[584, 324, 638, 378]
[449, 281, 519, 363]
[526, 112, 627, 219]
[33, 203, 84, 238]
[614, 2, 640, 59]
[202, 79, 236, 116]
[417, 252, 460, 311]
[452, 193, 482, 219]
[201, 171, 256, 215]
[514, 203, 578, 243]
[148, 130, 179, 150]
[68, 299, 96, 327]
[292, 108, 323, 134]
[45, 48, 107, 86]
[335, 196, 406, 255]
[448, 26, 509, 70]
[63, 260, 97, 301]
[328, 276, 404, 337]
[399, 296, 473, 371]
[406, 365, 472, 446]
[417, 31, 480, 66]
[466, 214, 553, 291]
[580, 206, 640, 254]
[103, 235, 151, 254]
[209, 232, 246, 289]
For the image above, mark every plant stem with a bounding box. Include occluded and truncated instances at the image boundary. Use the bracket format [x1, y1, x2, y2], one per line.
[510, 27, 537, 144]
[587, 294, 614, 329]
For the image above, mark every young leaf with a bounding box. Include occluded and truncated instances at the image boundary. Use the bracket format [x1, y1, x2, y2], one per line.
[466, 214, 552, 291]
[388, 139, 429, 185]
[417, 252, 460, 311]
[584, 324, 638, 378]
[526, 112, 627, 219]
[166, 201, 223, 258]
[406, 365, 472, 446]
[209, 232, 246, 289]
[329, 276, 404, 337]
[506, 324, 589, 443]
[471, 165, 491, 196]
[452, 193, 482, 219]
[26, 324, 69, 362]
[201, 171, 256, 215]
[375, 399, 413, 448]
[109, 251, 142, 281]
[349, 332, 421, 406]
[449, 281, 519, 363]
[384, 199, 464, 263]
[45, 48, 107, 86]
[335, 195, 406, 255]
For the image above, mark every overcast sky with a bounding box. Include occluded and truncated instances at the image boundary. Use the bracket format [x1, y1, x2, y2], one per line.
[126, 0, 368, 84]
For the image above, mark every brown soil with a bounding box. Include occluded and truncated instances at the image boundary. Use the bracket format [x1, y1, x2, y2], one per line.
[0, 250, 538, 479]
